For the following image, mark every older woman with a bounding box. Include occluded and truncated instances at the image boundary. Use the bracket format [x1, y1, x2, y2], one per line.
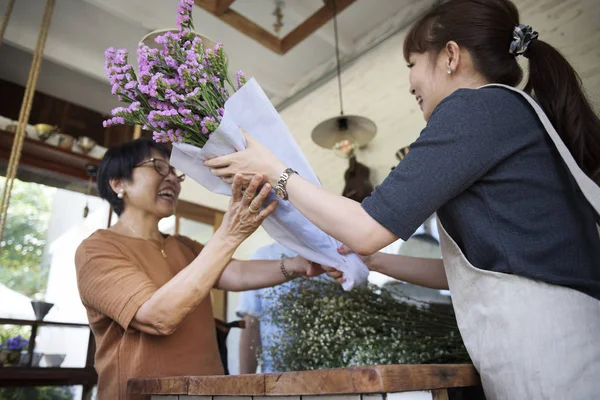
[204, 0, 600, 398]
[75, 138, 323, 400]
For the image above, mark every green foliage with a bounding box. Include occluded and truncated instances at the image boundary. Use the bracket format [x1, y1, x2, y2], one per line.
[0, 177, 55, 297]
[0, 386, 74, 400]
[0, 325, 31, 342]
[260, 279, 470, 371]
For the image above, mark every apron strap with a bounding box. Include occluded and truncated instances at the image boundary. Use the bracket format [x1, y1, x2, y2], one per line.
[480, 84, 600, 216]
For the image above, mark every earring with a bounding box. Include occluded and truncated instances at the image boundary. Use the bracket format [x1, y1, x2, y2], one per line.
[117, 190, 124, 199]
[447, 68, 452, 75]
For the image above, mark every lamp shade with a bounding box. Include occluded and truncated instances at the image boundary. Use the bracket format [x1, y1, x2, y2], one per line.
[311, 115, 377, 150]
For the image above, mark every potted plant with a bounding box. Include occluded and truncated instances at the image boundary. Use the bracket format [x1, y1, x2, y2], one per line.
[0, 334, 29, 367]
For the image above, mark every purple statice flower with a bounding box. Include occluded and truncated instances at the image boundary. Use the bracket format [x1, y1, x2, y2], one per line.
[153, 130, 168, 143]
[236, 70, 247, 89]
[124, 80, 138, 91]
[164, 56, 178, 69]
[103, 116, 126, 128]
[200, 116, 218, 135]
[114, 49, 127, 65]
[165, 89, 186, 104]
[174, 128, 184, 142]
[191, 36, 204, 56]
[178, 106, 192, 116]
[176, 0, 195, 30]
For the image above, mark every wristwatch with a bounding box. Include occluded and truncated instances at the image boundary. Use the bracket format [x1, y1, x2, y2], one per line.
[274, 168, 298, 200]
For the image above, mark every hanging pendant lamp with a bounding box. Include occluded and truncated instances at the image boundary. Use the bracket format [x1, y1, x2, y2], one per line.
[311, 0, 376, 158]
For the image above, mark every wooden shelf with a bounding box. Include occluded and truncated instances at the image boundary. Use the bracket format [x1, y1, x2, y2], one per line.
[0, 129, 100, 194]
[0, 318, 89, 329]
[0, 367, 98, 387]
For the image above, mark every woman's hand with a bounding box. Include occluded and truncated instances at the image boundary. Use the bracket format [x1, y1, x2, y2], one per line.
[219, 174, 278, 245]
[286, 256, 326, 278]
[338, 244, 375, 267]
[205, 131, 287, 187]
[325, 244, 377, 285]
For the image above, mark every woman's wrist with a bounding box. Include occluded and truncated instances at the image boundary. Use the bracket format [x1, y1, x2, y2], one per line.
[365, 252, 382, 272]
[267, 161, 288, 187]
[283, 256, 300, 279]
[214, 225, 244, 249]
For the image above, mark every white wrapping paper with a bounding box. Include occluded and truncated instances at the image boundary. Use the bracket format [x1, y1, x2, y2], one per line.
[170, 78, 369, 289]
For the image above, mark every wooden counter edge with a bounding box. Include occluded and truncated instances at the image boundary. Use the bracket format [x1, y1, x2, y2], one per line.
[128, 364, 480, 396]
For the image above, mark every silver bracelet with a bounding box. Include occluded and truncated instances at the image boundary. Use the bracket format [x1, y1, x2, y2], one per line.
[280, 254, 294, 281]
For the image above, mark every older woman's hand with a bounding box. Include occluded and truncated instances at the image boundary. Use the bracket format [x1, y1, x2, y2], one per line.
[220, 173, 278, 245]
[205, 131, 287, 188]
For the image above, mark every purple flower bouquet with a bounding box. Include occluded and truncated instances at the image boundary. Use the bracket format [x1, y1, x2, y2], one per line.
[103, 0, 245, 146]
[102, 0, 369, 289]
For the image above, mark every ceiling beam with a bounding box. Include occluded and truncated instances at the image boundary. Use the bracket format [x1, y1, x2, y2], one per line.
[193, 0, 218, 14]
[280, 0, 356, 54]
[194, 0, 357, 55]
[194, 0, 236, 16]
[194, 1, 282, 54]
[218, 9, 283, 54]
[215, 0, 236, 16]
[284, 1, 354, 54]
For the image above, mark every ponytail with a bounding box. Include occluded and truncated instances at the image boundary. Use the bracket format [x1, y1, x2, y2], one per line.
[524, 39, 600, 183]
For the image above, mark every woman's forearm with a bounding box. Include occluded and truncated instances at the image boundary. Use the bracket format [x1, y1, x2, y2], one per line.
[284, 174, 398, 255]
[369, 252, 448, 290]
[217, 258, 297, 292]
[132, 228, 239, 335]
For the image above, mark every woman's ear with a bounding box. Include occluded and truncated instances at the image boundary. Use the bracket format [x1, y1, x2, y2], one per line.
[444, 40, 461, 73]
[109, 179, 124, 196]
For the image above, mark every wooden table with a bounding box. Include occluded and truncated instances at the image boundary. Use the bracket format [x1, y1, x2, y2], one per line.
[128, 364, 483, 400]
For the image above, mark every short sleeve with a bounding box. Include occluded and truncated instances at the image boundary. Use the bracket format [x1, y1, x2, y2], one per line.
[236, 289, 262, 318]
[362, 89, 508, 240]
[75, 238, 158, 330]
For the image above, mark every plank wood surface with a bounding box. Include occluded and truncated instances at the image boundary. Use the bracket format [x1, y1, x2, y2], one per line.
[128, 364, 480, 395]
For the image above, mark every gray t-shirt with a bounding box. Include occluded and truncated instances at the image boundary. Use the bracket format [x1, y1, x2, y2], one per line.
[362, 87, 600, 300]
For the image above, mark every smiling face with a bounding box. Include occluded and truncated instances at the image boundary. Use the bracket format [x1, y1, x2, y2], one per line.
[406, 44, 490, 122]
[115, 150, 182, 219]
[407, 52, 456, 122]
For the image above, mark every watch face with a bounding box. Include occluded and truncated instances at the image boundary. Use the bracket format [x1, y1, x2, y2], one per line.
[275, 186, 286, 199]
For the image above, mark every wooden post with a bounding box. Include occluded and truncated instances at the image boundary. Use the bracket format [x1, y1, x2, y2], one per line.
[133, 124, 142, 139]
[0, 0, 15, 51]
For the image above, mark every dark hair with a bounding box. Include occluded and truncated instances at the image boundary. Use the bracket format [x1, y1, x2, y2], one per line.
[97, 138, 171, 215]
[403, 0, 600, 184]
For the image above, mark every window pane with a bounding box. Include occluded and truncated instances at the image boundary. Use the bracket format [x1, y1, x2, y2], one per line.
[178, 217, 214, 244]
[0, 177, 109, 323]
[35, 326, 91, 368]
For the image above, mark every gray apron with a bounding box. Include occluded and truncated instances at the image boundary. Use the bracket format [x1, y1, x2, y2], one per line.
[437, 84, 600, 399]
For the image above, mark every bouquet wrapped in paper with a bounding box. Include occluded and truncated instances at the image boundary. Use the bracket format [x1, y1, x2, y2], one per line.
[102, 0, 368, 289]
